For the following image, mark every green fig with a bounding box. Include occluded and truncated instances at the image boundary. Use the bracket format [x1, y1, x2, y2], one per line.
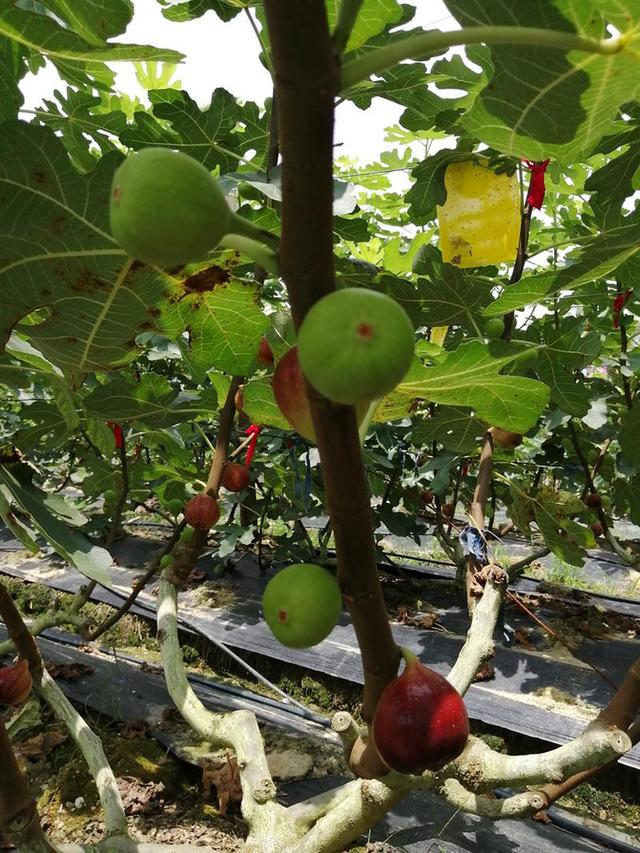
[110, 148, 231, 267]
[262, 563, 342, 648]
[297, 288, 414, 405]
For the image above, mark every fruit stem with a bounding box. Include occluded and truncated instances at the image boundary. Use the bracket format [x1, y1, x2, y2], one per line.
[228, 210, 280, 250]
[218, 234, 279, 275]
[399, 646, 419, 668]
[357, 398, 379, 445]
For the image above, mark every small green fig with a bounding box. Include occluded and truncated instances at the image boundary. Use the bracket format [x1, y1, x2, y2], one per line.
[262, 563, 342, 648]
[484, 317, 505, 340]
[297, 288, 415, 405]
[110, 148, 231, 267]
[373, 649, 469, 774]
[159, 554, 173, 569]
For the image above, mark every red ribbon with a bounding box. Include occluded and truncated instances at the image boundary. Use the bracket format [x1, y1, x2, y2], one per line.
[523, 159, 550, 210]
[107, 421, 124, 450]
[244, 424, 261, 468]
[612, 290, 633, 329]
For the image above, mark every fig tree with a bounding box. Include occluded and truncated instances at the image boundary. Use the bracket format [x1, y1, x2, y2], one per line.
[297, 288, 414, 405]
[262, 563, 342, 648]
[373, 648, 469, 774]
[110, 148, 232, 267]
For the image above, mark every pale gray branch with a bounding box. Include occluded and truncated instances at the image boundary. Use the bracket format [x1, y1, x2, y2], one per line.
[440, 778, 545, 818]
[38, 669, 127, 838]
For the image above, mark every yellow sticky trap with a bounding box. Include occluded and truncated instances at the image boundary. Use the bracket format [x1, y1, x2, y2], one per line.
[437, 161, 520, 268]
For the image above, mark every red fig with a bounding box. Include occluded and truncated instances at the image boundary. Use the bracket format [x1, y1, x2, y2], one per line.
[273, 346, 371, 443]
[585, 492, 602, 509]
[184, 494, 220, 530]
[373, 649, 469, 774]
[257, 336, 274, 367]
[590, 521, 604, 537]
[441, 502, 454, 519]
[0, 660, 32, 706]
[272, 346, 316, 442]
[222, 462, 250, 492]
[420, 490, 434, 506]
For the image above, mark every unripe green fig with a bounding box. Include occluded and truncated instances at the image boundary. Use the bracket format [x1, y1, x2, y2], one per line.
[262, 563, 342, 648]
[297, 289, 415, 405]
[372, 648, 469, 774]
[109, 148, 231, 267]
[166, 499, 184, 517]
[484, 317, 505, 340]
[159, 554, 173, 569]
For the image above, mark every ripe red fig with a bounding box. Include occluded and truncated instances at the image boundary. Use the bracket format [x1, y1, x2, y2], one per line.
[420, 490, 434, 506]
[0, 660, 32, 706]
[585, 492, 602, 509]
[590, 521, 604, 537]
[373, 649, 469, 774]
[257, 336, 274, 367]
[222, 462, 250, 492]
[273, 346, 370, 443]
[184, 494, 220, 530]
[272, 346, 316, 442]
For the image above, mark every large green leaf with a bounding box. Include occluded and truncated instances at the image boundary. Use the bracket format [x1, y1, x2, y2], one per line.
[484, 216, 640, 316]
[121, 88, 268, 173]
[620, 402, 640, 467]
[0, 35, 25, 120]
[161, 0, 247, 23]
[411, 406, 485, 454]
[0, 486, 39, 553]
[445, 0, 640, 161]
[326, 0, 404, 50]
[0, 3, 182, 63]
[400, 341, 550, 433]
[84, 374, 219, 427]
[14, 402, 71, 450]
[0, 465, 113, 586]
[33, 0, 134, 43]
[179, 279, 269, 377]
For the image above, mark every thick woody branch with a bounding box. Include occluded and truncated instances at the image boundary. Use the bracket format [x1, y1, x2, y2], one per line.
[0, 718, 56, 852]
[0, 582, 42, 679]
[439, 779, 544, 819]
[263, 3, 399, 774]
[447, 567, 507, 695]
[37, 669, 128, 837]
[157, 578, 290, 846]
[57, 844, 222, 852]
[290, 779, 404, 853]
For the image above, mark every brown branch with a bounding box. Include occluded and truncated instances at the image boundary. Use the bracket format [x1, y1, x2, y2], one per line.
[88, 521, 187, 642]
[106, 438, 129, 551]
[0, 583, 42, 679]
[502, 204, 532, 341]
[0, 719, 55, 851]
[264, 0, 399, 778]
[579, 438, 612, 501]
[465, 432, 493, 613]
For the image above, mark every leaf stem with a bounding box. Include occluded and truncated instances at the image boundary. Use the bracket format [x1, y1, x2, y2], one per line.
[341, 27, 623, 90]
[218, 233, 279, 275]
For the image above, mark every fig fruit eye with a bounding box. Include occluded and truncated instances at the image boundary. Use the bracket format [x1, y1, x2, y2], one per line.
[262, 563, 342, 648]
[109, 147, 231, 268]
[297, 288, 415, 405]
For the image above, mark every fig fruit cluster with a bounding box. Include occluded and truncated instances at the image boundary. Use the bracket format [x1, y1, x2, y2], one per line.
[373, 648, 469, 774]
[262, 563, 342, 648]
